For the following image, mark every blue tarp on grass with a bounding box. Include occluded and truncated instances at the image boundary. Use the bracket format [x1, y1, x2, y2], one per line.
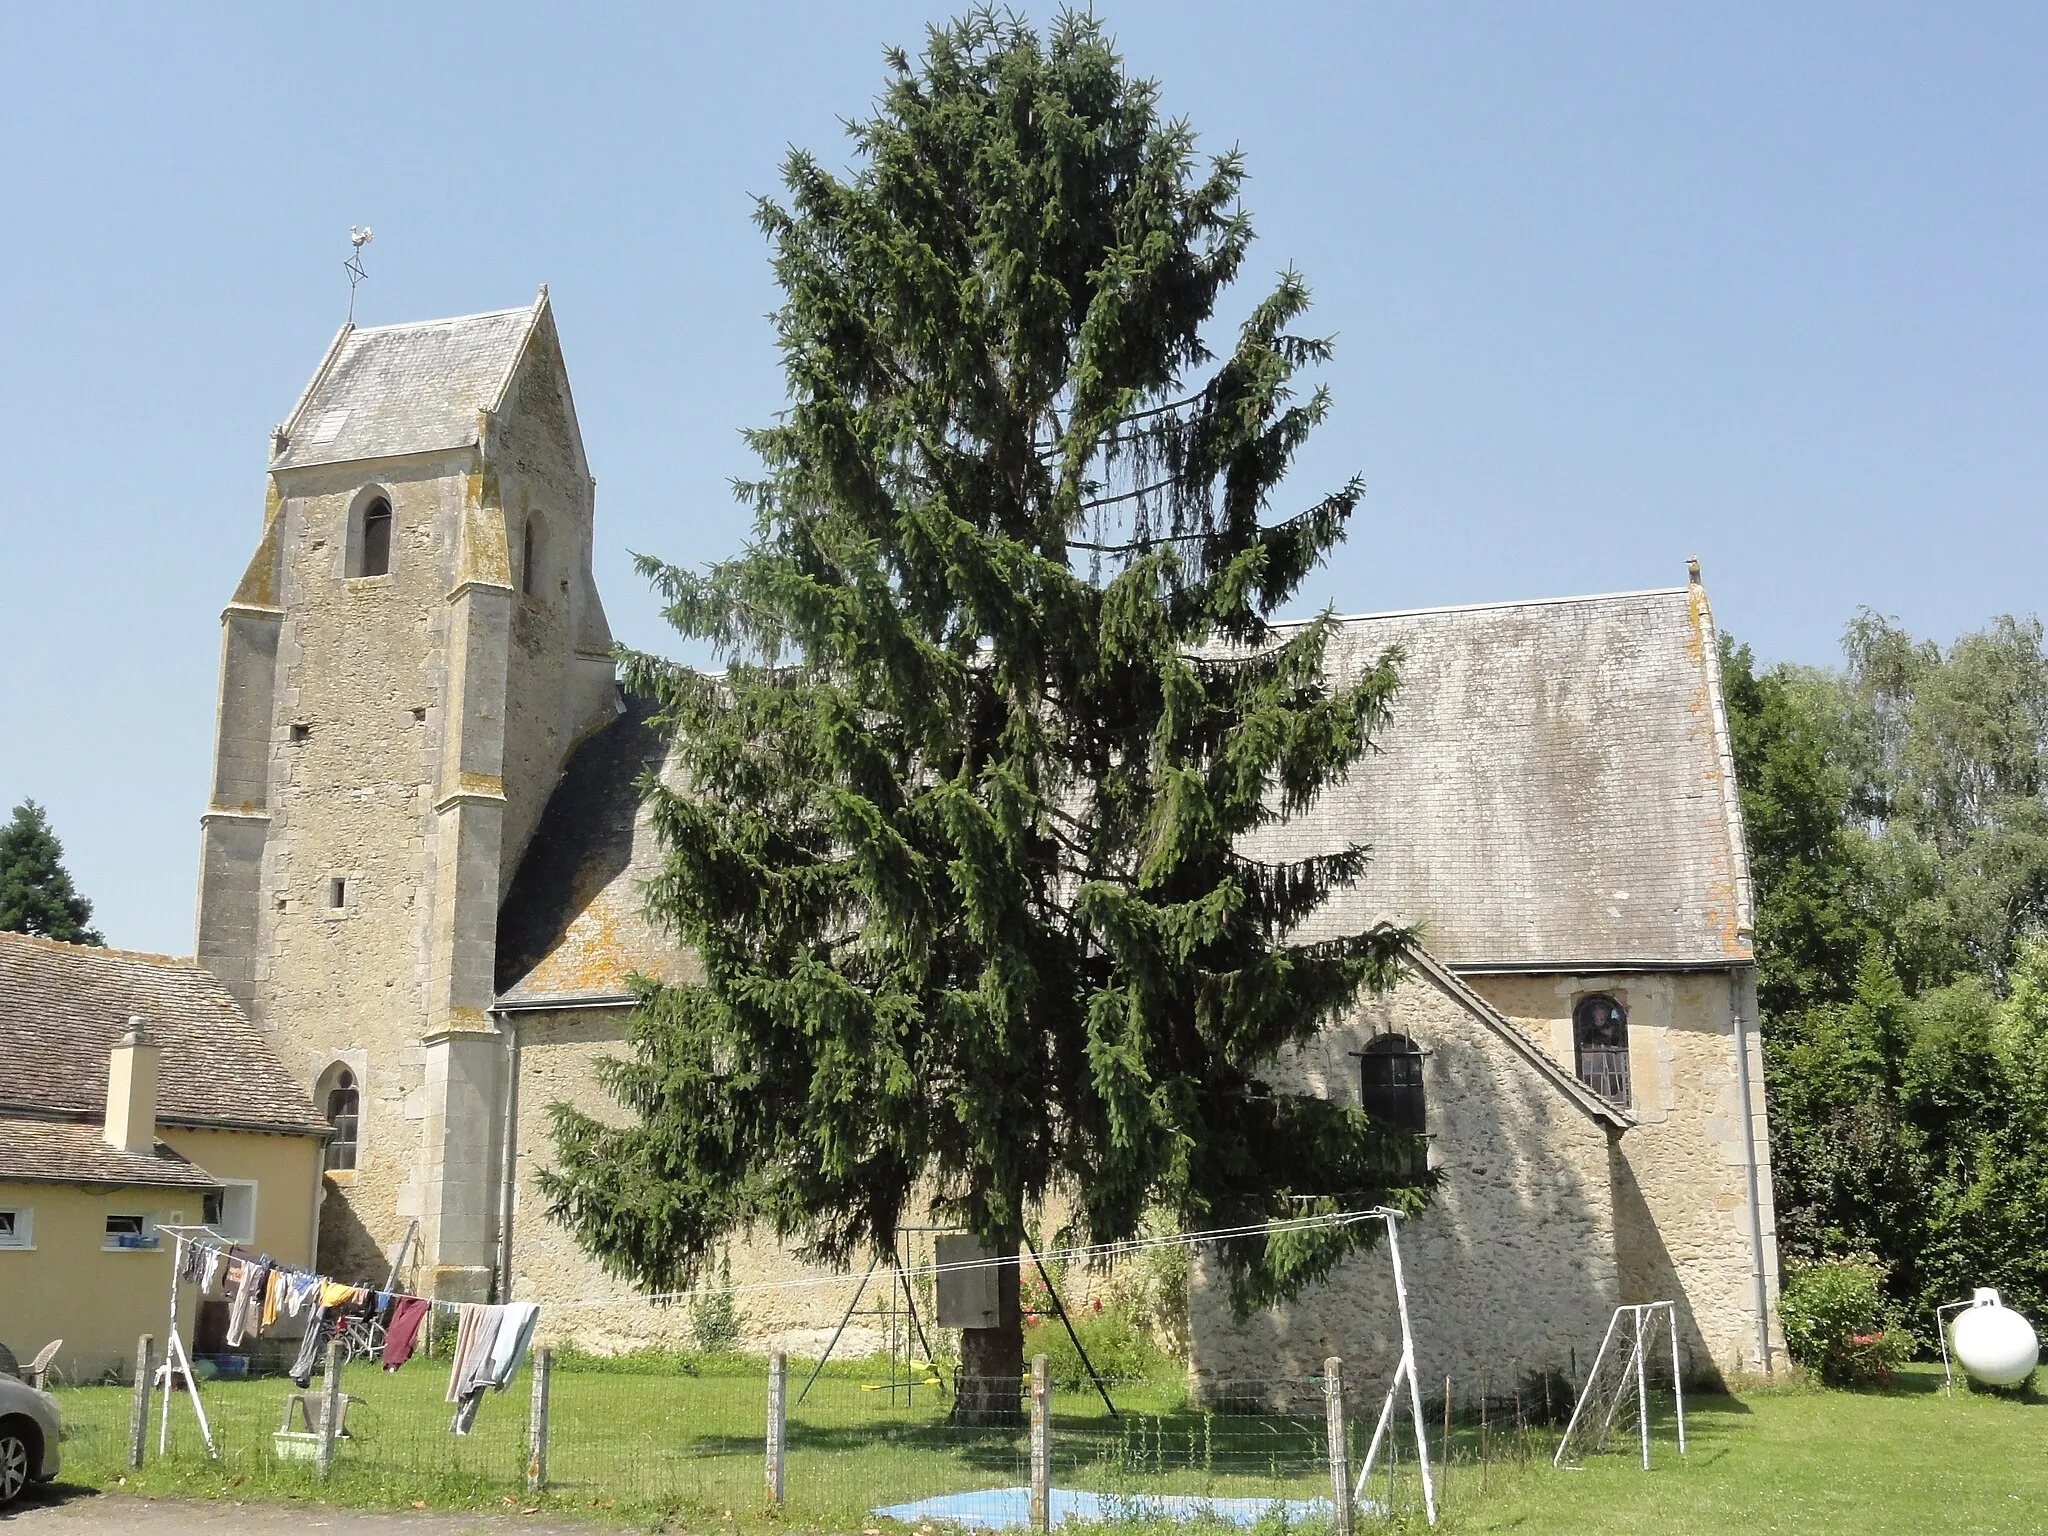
[873, 1487, 1346, 1529]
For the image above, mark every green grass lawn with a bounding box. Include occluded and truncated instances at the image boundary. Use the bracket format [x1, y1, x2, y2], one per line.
[47, 1362, 2048, 1533]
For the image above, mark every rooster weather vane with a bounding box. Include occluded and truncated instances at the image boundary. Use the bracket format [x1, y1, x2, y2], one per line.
[345, 226, 374, 322]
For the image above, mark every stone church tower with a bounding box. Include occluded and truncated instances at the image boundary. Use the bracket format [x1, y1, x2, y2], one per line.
[195, 292, 619, 1299]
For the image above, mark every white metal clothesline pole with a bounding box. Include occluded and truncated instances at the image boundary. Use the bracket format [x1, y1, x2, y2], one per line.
[157, 1238, 217, 1458]
[1350, 1210, 1436, 1527]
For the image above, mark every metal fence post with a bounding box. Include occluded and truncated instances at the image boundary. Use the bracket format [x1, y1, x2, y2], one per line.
[127, 1335, 154, 1469]
[1325, 1356, 1354, 1536]
[1030, 1354, 1051, 1534]
[765, 1350, 787, 1505]
[527, 1347, 552, 1494]
[316, 1340, 344, 1480]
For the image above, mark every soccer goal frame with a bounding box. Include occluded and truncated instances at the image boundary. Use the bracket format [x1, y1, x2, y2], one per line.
[1552, 1300, 1686, 1470]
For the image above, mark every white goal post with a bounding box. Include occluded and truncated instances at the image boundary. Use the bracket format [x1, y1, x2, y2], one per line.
[1553, 1301, 1686, 1470]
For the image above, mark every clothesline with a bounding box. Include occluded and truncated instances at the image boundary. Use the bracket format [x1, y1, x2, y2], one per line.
[157, 1222, 465, 1315]
[157, 1225, 540, 1434]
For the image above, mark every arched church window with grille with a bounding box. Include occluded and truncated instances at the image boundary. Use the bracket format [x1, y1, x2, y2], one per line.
[1360, 1033, 1426, 1134]
[1574, 994, 1631, 1106]
[351, 496, 393, 578]
[321, 1066, 360, 1171]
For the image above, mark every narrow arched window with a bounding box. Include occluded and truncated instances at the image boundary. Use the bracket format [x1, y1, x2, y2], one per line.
[323, 1067, 360, 1170]
[1574, 994, 1631, 1106]
[1361, 1034, 1426, 1134]
[521, 519, 537, 596]
[357, 498, 392, 577]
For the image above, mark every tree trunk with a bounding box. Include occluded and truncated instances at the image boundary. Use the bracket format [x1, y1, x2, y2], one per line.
[952, 1242, 1023, 1423]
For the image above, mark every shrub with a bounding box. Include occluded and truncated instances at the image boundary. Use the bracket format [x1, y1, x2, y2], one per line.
[1779, 1260, 1911, 1385]
[689, 1250, 745, 1353]
[1026, 1299, 1169, 1389]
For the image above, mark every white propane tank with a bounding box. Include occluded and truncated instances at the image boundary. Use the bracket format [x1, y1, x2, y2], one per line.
[1951, 1289, 2039, 1387]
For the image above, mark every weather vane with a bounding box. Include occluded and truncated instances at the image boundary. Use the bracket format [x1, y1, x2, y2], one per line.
[345, 226, 374, 322]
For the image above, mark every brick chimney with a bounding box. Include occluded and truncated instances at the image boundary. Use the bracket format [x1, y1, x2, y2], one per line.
[104, 1016, 161, 1152]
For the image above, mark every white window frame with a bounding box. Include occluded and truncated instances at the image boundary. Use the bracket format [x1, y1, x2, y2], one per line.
[207, 1180, 259, 1245]
[0, 1208, 32, 1250]
[103, 1212, 161, 1251]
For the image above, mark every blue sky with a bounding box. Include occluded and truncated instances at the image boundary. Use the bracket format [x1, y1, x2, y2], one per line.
[2, 2, 2042, 955]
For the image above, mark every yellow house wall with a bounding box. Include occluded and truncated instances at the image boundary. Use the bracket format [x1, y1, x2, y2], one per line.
[158, 1127, 325, 1270]
[0, 1180, 200, 1385]
[0, 1129, 322, 1385]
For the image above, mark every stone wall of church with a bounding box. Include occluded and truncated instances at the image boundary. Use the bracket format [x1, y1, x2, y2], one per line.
[1466, 969, 1782, 1379]
[251, 452, 474, 1281]
[1187, 969, 1623, 1397]
[506, 1005, 901, 1357]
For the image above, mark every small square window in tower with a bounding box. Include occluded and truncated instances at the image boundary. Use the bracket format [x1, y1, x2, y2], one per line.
[1574, 994, 1632, 1107]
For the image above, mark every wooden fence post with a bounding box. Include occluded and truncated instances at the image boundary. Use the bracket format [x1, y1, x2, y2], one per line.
[127, 1335, 154, 1469]
[1325, 1357, 1354, 1536]
[527, 1347, 552, 1494]
[765, 1350, 787, 1505]
[315, 1340, 344, 1480]
[1029, 1354, 1051, 1534]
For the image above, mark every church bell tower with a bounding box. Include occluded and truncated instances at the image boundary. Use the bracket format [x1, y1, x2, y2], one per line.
[195, 291, 619, 1297]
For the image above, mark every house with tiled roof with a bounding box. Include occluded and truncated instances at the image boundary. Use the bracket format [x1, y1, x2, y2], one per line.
[187, 297, 1780, 1389]
[0, 933, 328, 1381]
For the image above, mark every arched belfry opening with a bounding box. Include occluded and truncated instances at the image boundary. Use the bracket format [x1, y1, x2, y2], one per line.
[349, 493, 393, 578]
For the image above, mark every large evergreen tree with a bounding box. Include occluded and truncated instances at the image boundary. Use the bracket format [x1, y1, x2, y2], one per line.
[0, 799, 103, 946]
[542, 10, 1429, 1409]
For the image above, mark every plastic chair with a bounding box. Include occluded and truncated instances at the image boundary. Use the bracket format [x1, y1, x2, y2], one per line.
[25, 1341, 61, 1390]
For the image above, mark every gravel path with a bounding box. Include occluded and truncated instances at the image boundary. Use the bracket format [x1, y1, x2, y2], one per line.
[2, 1489, 631, 1534]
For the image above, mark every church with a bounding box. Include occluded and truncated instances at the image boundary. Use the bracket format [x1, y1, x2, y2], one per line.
[193, 294, 1781, 1390]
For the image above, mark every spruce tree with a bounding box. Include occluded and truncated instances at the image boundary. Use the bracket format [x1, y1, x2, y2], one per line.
[0, 800, 104, 946]
[542, 10, 1430, 1411]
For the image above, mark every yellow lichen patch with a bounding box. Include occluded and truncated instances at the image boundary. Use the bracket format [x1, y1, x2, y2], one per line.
[231, 484, 286, 607]
[454, 771, 504, 800]
[454, 499, 512, 591]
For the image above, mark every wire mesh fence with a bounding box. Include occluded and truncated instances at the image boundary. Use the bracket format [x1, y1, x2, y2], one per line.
[49, 1341, 1687, 1526]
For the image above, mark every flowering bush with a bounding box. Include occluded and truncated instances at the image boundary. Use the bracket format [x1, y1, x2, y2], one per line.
[1779, 1260, 1911, 1385]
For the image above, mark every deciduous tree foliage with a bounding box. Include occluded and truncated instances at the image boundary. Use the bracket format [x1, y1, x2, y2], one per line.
[540, 10, 1430, 1401]
[0, 800, 102, 946]
[1724, 617, 2048, 1325]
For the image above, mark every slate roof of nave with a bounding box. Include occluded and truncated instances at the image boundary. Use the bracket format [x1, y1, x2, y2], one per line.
[494, 581, 1753, 1002]
[0, 932, 330, 1136]
[1245, 583, 1753, 968]
[270, 300, 539, 470]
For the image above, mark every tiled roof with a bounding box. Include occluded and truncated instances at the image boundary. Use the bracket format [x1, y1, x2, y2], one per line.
[0, 934, 329, 1136]
[1247, 584, 1752, 967]
[0, 1115, 220, 1191]
[271, 301, 539, 470]
[494, 581, 1753, 996]
[495, 696, 679, 1003]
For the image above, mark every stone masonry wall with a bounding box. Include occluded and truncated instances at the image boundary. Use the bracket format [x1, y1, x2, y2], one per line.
[1189, 968, 1622, 1397]
[1465, 970, 1782, 1378]
[507, 1006, 905, 1357]
[258, 451, 471, 1280]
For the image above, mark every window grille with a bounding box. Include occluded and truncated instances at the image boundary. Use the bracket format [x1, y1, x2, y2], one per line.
[1574, 993, 1632, 1106]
